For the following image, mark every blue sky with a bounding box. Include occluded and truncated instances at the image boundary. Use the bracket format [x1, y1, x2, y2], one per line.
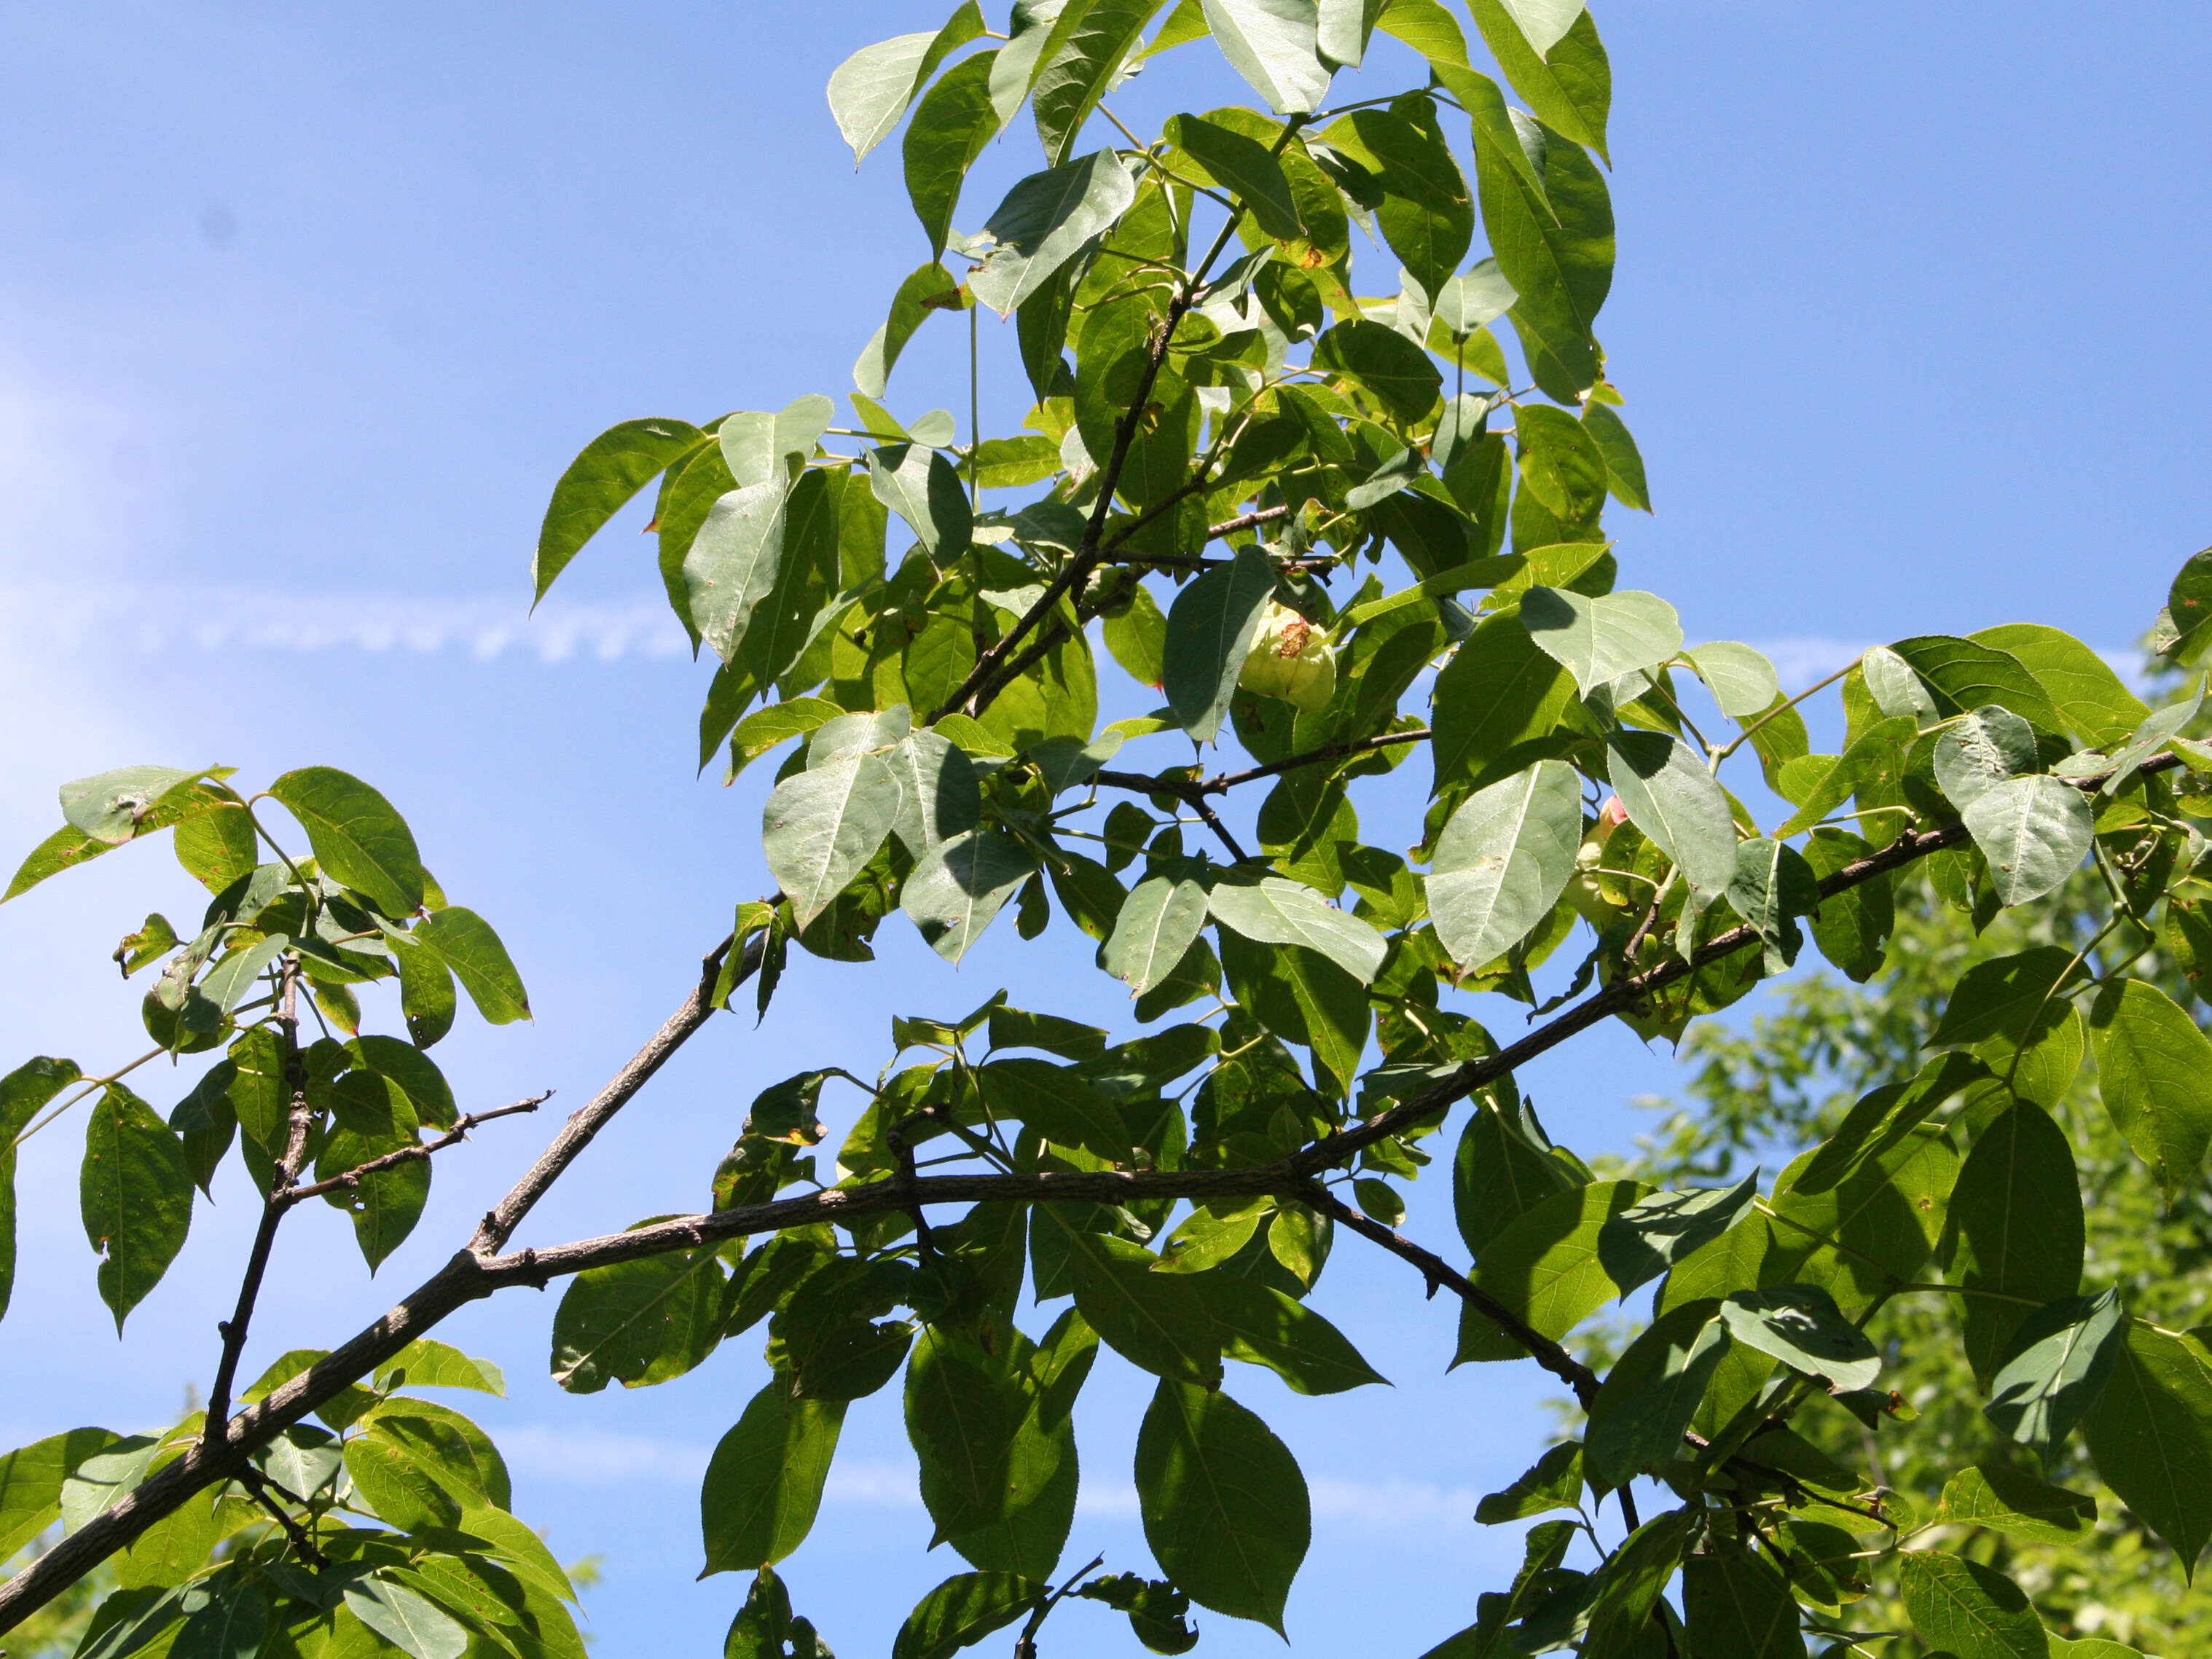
[2, 2, 2209, 1654]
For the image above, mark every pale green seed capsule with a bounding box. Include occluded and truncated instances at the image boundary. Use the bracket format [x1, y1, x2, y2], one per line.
[1237, 603, 1337, 713]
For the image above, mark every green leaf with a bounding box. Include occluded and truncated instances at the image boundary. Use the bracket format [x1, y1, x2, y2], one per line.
[904, 1328, 1029, 1544]
[1985, 1289, 2125, 1458]
[685, 482, 786, 666]
[828, 7, 987, 165]
[1200, 0, 1332, 115]
[1164, 546, 1276, 742]
[1800, 827, 1893, 984]
[1518, 586, 1679, 694]
[1207, 872, 1387, 983]
[855, 262, 966, 399]
[1581, 402, 1650, 511]
[2088, 978, 2212, 1201]
[349, 1035, 457, 1131]
[2170, 546, 2212, 662]
[1470, 1179, 1647, 1348]
[726, 698, 847, 781]
[1513, 401, 1608, 519]
[1103, 584, 1168, 690]
[343, 1577, 469, 1659]
[393, 937, 457, 1048]
[6, 825, 114, 902]
[1454, 1101, 1578, 1261]
[1034, 1, 1168, 164]
[762, 750, 901, 929]
[550, 1249, 725, 1394]
[1682, 644, 1780, 723]
[1495, 0, 1585, 57]
[1719, 1285, 1880, 1393]
[0, 1427, 117, 1561]
[1, 1054, 79, 1145]
[700, 1380, 846, 1574]
[1585, 1301, 1728, 1489]
[1606, 729, 1738, 898]
[903, 48, 1003, 255]
[1937, 1464, 2096, 1545]
[1972, 623, 2149, 748]
[1371, 4, 1549, 208]
[374, 1338, 503, 1397]
[1172, 113, 1301, 240]
[1429, 609, 1577, 796]
[1682, 1550, 1804, 1659]
[1772, 713, 1915, 839]
[1102, 876, 1210, 997]
[197, 936, 287, 1016]
[1158, 1199, 1276, 1274]
[315, 1111, 429, 1271]
[1309, 316, 1442, 423]
[1899, 1551, 2050, 1659]
[1582, 1507, 1697, 1659]
[532, 418, 703, 603]
[1135, 1380, 1309, 1633]
[266, 767, 426, 917]
[868, 443, 973, 562]
[887, 732, 984, 860]
[970, 149, 1140, 315]
[977, 1058, 1130, 1161]
[411, 908, 531, 1026]
[1890, 634, 2063, 734]
[902, 831, 1038, 963]
[1962, 773, 2093, 909]
[1933, 946, 2077, 1048]
[1467, 0, 1610, 158]
[1952, 1102, 2084, 1385]
[1472, 109, 1612, 393]
[1596, 1173, 1759, 1296]
[1186, 1271, 1387, 1393]
[1934, 704, 2039, 811]
[1333, 100, 1473, 305]
[2082, 1321, 2212, 1572]
[1474, 1441, 1582, 1524]
[80, 1085, 192, 1333]
[892, 1572, 1043, 1659]
[1425, 758, 1581, 969]
[58, 765, 211, 847]
[1727, 836, 1820, 976]
[1050, 1218, 1221, 1387]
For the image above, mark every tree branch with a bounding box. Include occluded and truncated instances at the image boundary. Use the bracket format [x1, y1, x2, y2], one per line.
[466, 932, 747, 1256]
[281, 1094, 552, 1208]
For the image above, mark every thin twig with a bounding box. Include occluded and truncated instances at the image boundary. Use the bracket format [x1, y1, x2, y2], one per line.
[1297, 1181, 1599, 1408]
[231, 1463, 328, 1569]
[1095, 727, 1432, 804]
[1014, 1552, 1107, 1658]
[201, 957, 315, 1446]
[1185, 794, 1254, 863]
[281, 1094, 552, 1207]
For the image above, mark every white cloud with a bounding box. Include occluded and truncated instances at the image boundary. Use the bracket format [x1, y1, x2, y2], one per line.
[0, 584, 689, 666]
[493, 1427, 1478, 1529]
